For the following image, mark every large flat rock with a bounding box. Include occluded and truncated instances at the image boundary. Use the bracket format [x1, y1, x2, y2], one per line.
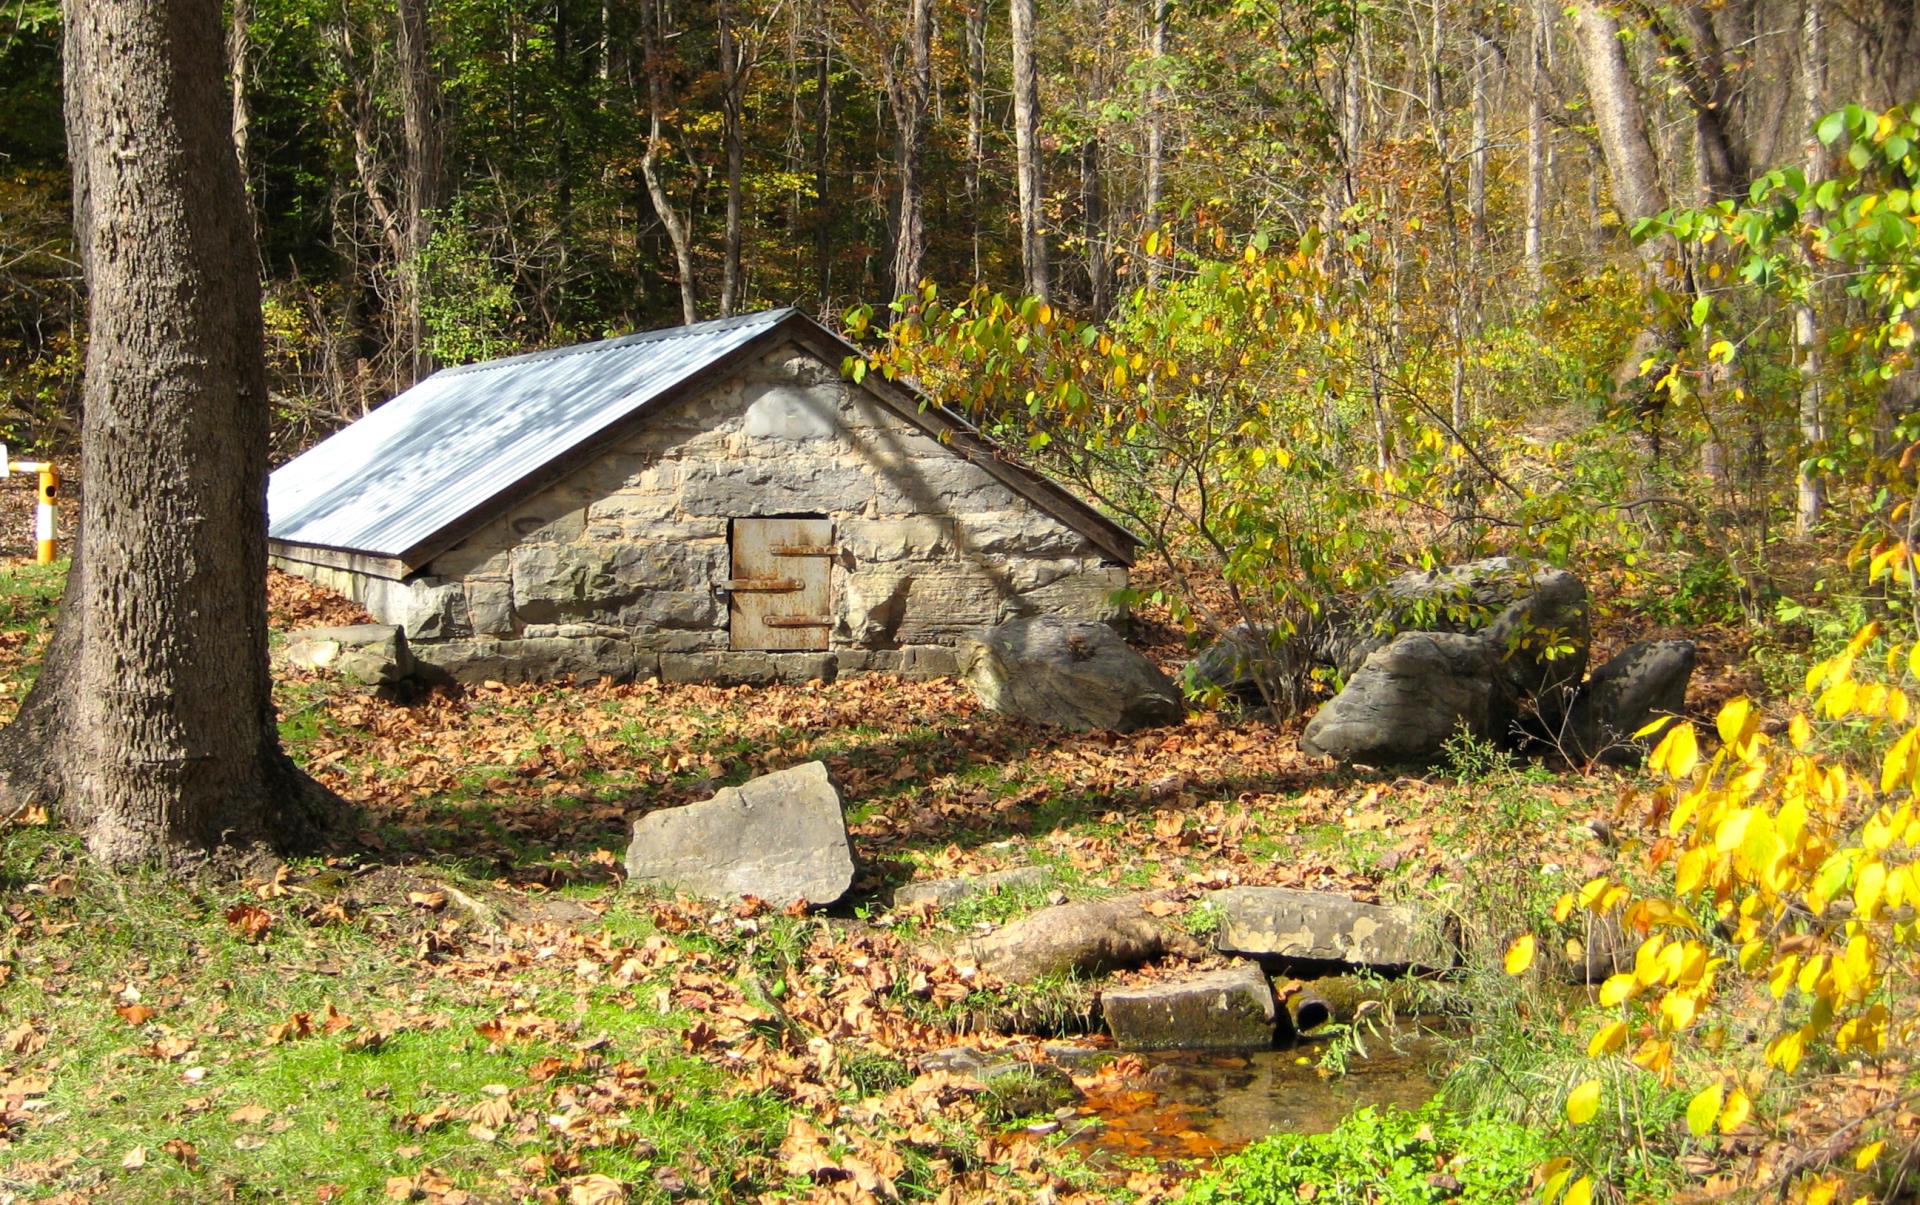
[1211, 887, 1446, 971]
[624, 761, 854, 907]
[1102, 964, 1279, 1051]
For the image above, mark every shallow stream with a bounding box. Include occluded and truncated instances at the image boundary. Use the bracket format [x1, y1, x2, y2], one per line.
[1059, 1024, 1452, 1163]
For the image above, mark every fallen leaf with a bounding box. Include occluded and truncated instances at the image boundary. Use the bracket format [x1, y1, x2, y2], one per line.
[120, 1146, 147, 1170]
[225, 904, 273, 943]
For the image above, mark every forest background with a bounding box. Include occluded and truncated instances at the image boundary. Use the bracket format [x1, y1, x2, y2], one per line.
[2, 0, 1915, 574]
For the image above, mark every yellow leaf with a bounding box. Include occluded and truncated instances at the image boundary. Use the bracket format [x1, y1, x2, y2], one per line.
[1587, 1021, 1628, 1057]
[1652, 724, 1700, 779]
[1717, 697, 1753, 746]
[1599, 972, 1638, 1007]
[1553, 892, 1576, 923]
[1766, 1027, 1806, 1073]
[1566, 1078, 1602, 1124]
[1789, 713, 1813, 750]
[1720, 1086, 1751, 1133]
[1563, 1175, 1594, 1205]
[1856, 860, 1888, 916]
[1505, 934, 1537, 976]
[1806, 1177, 1841, 1205]
[1686, 1083, 1724, 1136]
[1856, 1139, 1885, 1170]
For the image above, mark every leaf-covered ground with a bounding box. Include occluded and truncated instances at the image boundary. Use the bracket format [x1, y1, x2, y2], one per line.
[0, 556, 1721, 1204]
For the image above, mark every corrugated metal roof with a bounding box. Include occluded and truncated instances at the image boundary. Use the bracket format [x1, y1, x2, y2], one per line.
[268, 308, 795, 563]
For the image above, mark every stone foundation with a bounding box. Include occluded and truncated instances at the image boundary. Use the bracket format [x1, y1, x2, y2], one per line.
[273, 341, 1128, 684]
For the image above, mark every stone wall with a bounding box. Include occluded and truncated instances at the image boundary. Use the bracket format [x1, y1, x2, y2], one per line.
[275, 342, 1128, 684]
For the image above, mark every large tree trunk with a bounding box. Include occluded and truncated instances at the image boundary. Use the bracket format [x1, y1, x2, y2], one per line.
[0, 0, 342, 866]
[1571, 0, 1669, 255]
[1011, 0, 1048, 302]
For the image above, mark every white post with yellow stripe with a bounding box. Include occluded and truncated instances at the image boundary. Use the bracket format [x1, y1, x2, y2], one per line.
[0, 444, 59, 564]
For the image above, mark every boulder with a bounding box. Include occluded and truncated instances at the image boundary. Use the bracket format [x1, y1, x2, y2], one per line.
[1210, 886, 1447, 971]
[892, 865, 1051, 911]
[1102, 964, 1280, 1051]
[1299, 632, 1512, 764]
[1180, 624, 1283, 704]
[960, 893, 1204, 984]
[279, 623, 414, 687]
[1328, 557, 1591, 711]
[1562, 640, 1697, 764]
[959, 616, 1184, 732]
[624, 761, 855, 907]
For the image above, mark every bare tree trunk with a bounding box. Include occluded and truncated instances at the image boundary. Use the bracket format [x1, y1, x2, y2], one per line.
[1011, 0, 1049, 302]
[1524, 0, 1546, 293]
[394, 0, 442, 381]
[966, 0, 987, 280]
[1469, 28, 1489, 250]
[1571, 0, 1670, 251]
[812, 23, 833, 306]
[230, 0, 252, 210]
[1795, 0, 1827, 533]
[1142, 0, 1167, 286]
[720, 0, 745, 315]
[641, 0, 699, 323]
[891, 0, 930, 302]
[0, 0, 342, 865]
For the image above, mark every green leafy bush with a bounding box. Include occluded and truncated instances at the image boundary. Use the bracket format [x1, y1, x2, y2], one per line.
[1179, 1102, 1547, 1204]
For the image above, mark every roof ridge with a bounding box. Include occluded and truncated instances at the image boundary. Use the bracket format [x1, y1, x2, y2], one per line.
[432, 306, 798, 381]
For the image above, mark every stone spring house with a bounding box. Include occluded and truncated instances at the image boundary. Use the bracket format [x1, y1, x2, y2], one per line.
[268, 307, 1140, 684]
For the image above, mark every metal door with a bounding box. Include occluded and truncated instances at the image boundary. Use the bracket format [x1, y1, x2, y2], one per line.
[728, 518, 834, 650]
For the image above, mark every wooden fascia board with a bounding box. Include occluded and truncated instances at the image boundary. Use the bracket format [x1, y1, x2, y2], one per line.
[268, 540, 411, 582]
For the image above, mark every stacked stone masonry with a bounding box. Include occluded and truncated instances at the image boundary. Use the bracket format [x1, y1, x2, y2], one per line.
[274, 343, 1128, 684]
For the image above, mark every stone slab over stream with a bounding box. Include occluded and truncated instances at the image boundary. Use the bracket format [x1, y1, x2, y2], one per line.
[1102, 964, 1280, 1051]
[1210, 887, 1447, 971]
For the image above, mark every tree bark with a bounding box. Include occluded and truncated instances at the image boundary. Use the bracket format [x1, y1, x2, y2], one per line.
[1011, 0, 1049, 302]
[0, 0, 342, 866]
